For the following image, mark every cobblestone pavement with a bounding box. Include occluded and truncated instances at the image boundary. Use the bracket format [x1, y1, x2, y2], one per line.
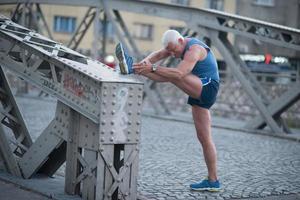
[14, 97, 300, 200]
[0, 180, 51, 200]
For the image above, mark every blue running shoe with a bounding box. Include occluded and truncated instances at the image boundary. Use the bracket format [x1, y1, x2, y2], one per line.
[190, 178, 221, 192]
[115, 43, 134, 74]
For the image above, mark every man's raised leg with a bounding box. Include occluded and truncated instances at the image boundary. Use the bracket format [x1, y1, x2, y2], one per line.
[169, 74, 203, 99]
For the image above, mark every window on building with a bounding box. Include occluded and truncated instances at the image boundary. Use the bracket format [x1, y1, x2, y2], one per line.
[54, 16, 76, 33]
[171, 0, 190, 6]
[133, 23, 153, 40]
[207, 0, 224, 11]
[253, 0, 275, 7]
[99, 20, 115, 41]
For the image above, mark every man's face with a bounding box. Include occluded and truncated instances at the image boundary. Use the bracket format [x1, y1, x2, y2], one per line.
[165, 40, 183, 58]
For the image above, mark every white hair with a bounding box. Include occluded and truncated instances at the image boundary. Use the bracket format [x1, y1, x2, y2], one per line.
[161, 30, 184, 48]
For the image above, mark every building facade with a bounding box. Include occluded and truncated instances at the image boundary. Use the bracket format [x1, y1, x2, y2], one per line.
[0, 0, 236, 61]
[235, 0, 300, 59]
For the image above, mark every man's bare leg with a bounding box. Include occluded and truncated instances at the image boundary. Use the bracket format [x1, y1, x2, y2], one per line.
[192, 106, 218, 181]
[166, 74, 218, 180]
[169, 74, 203, 99]
[144, 72, 203, 98]
[143, 72, 219, 183]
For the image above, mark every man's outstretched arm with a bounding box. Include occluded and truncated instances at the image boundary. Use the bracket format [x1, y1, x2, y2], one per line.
[139, 48, 170, 64]
[142, 72, 170, 82]
[134, 45, 206, 80]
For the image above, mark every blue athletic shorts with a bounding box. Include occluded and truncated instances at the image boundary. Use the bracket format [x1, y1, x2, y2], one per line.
[187, 77, 219, 109]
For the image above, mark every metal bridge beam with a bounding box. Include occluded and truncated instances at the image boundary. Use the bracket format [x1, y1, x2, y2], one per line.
[35, 4, 53, 39]
[0, 66, 32, 176]
[245, 83, 300, 130]
[0, 67, 32, 148]
[104, 0, 300, 51]
[68, 7, 97, 50]
[0, 0, 299, 50]
[209, 30, 283, 134]
[0, 16, 144, 199]
[18, 103, 69, 178]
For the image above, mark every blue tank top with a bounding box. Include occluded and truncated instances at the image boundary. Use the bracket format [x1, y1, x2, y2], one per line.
[181, 38, 219, 81]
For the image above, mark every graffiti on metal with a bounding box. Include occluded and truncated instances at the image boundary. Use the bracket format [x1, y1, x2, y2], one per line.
[63, 72, 99, 103]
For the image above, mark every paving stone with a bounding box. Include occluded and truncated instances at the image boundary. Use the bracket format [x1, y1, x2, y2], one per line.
[13, 97, 300, 200]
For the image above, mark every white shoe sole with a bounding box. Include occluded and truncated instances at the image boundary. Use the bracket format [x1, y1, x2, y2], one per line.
[190, 187, 221, 192]
[116, 43, 129, 74]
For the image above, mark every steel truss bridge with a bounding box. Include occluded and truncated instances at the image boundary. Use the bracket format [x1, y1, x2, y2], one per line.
[0, 0, 299, 200]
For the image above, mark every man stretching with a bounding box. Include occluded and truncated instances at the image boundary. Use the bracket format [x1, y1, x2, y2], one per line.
[115, 30, 220, 191]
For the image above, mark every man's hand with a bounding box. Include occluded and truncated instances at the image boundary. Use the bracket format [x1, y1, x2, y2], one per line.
[133, 63, 152, 75]
[138, 59, 152, 65]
